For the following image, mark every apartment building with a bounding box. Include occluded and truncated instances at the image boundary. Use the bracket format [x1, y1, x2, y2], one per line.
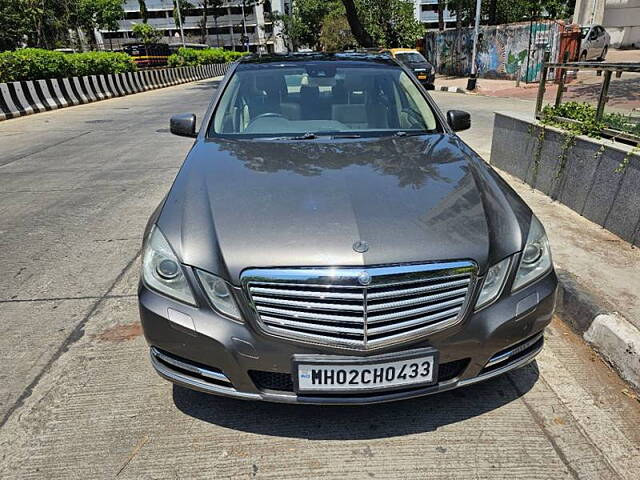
[96, 0, 290, 52]
[413, 0, 456, 30]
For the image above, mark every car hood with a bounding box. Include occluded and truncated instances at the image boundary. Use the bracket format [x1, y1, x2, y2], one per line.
[157, 134, 529, 285]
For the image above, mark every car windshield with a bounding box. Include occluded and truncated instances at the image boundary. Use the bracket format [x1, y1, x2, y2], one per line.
[395, 52, 427, 64]
[580, 27, 591, 38]
[209, 61, 438, 138]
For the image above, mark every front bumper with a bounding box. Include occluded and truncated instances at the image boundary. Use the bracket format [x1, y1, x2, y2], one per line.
[139, 270, 557, 405]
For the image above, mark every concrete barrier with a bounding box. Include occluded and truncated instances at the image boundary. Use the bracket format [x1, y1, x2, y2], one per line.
[0, 63, 231, 122]
[490, 111, 640, 247]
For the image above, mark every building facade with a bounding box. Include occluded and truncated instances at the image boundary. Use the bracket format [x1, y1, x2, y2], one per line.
[413, 0, 456, 30]
[96, 0, 290, 52]
[573, 0, 640, 47]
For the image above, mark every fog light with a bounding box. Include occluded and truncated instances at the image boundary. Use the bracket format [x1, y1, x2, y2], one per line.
[156, 259, 179, 279]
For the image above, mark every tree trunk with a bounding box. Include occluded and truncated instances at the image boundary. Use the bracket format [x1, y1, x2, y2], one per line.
[489, 0, 496, 25]
[201, 0, 208, 44]
[438, 0, 445, 31]
[341, 0, 374, 48]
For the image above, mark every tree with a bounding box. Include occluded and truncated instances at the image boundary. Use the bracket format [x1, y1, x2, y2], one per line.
[0, 0, 29, 50]
[208, 0, 224, 47]
[132, 22, 162, 44]
[273, 0, 341, 50]
[76, 0, 125, 47]
[320, 10, 356, 51]
[438, 0, 445, 31]
[342, 0, 374, 47]
[173, 0, 194, 31]
[341, 0, 424, 48]
[199, 0, 209, 44]
[138, 0, 149, 23]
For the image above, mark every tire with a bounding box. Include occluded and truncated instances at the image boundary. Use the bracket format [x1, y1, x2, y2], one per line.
[579, 51, 587, 62]
[599, 46, 608, 61]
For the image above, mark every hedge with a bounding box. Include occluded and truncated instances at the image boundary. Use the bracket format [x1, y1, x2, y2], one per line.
[168, 47, 246, 68]
[0, 49, 137, 83]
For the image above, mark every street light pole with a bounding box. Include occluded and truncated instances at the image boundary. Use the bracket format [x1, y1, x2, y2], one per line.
[175, 0, 187, 48]
[467, 0, 482, 90]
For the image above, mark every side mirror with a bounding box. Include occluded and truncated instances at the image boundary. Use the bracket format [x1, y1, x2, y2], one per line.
[170, 113, 197, 138]
[447, 110, 471, 132]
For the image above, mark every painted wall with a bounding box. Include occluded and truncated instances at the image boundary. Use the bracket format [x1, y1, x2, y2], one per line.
[424, 21, 563, 82]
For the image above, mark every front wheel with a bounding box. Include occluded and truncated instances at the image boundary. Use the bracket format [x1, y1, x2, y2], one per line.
[599, 46, 608, 61]
[579, 51, 587, 62]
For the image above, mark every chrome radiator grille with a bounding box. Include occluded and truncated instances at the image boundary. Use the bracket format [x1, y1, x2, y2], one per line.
[241, 262, 477, 350]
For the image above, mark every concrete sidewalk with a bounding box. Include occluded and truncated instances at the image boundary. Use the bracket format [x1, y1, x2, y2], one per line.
[431, 92, 640, 391]
[434, 48, 640, 111]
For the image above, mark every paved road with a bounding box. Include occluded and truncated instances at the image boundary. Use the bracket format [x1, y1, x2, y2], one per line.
[1, 81, 639, 479]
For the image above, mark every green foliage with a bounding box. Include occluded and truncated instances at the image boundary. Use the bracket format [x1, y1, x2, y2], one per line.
[167, 47, 246, 67]
[320, 10, 357, 51]
[541, 101, 640, 173]
[0, 0, 127, 50]
[450, 0, 574, 27]
[0, 48, 136, 82]
[77, 0, 124, 33]
[0, 0, 28, 51]
[132, 23, 163, 45]
[355, 0, 425, 48]
[274, 0, 342, 50]
[540, 101, 640, 139]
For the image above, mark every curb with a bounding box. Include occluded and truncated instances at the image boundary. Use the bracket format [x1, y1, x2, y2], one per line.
[0, 63, 230, 122]
[556, 269, 640, 391]
[434, 85, 467, 94]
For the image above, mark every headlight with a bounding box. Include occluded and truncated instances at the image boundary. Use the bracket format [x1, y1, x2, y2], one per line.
[475, 257, 511, 310]
[195, 269, 242, 321]
[513, 216, 552, 291]
[142, 226, 196, 305]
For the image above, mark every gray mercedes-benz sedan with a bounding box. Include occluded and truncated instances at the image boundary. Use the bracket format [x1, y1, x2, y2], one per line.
[139, 53, 557, 404]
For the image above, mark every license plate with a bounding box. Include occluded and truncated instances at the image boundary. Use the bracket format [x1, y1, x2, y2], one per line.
[294, 349, 438, 394]
[418, 74, 427, 80]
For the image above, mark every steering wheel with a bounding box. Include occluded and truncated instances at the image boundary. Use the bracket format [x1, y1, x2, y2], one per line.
[252, 112, 285, 121]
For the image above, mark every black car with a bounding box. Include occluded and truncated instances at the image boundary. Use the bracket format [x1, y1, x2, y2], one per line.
[384, 49, 435, 89]
[139, 53, 556, 404]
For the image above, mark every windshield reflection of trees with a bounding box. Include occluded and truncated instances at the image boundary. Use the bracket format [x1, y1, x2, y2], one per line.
[211, 135, 462, 189]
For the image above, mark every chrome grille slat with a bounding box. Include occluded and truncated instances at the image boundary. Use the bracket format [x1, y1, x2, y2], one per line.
[242, 262, 476, 350]
[367, 278, 470, 300]
[366, 287, 468, 312]
[252, 295, 364, 312]
[366, 307, 462, 336]
[261, 315, 364, 336]
[366, 297, 465, 323]
[250, 286, 363, 301]
[255, 305, 365, 324]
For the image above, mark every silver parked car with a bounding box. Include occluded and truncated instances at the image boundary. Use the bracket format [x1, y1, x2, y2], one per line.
[139, 53, 557, 405]
[580, 25, 610, 61]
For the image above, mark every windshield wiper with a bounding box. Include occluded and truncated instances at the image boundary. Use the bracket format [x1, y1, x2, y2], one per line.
[393, 130, 434, 137]
[291, 132, 318, 140]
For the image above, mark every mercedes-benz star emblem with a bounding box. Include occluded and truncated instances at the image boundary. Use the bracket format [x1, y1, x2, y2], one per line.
[352, 240, 369, 253]
[358, 271, 372, 286]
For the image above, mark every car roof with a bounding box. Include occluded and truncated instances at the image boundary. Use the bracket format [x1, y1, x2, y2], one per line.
[238, 52, 398, 66]
[388, 48, 419, 54]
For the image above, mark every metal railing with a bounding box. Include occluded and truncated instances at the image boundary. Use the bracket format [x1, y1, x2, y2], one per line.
[535, 56, 640, 146]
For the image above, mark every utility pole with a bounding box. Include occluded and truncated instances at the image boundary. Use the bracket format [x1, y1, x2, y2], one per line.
[467, 0, 482, 90]
[176, 0, 187, 48]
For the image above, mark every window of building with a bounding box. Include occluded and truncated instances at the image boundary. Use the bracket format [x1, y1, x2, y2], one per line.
[422, 4, 438, 12]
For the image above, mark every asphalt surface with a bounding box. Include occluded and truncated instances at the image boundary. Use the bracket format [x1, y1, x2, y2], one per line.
[1, 79, 639, 479]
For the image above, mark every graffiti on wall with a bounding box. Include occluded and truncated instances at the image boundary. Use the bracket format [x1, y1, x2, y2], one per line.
[425, 21, 562, 83]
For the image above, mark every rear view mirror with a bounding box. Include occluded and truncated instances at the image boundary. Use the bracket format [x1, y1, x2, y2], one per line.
[447, 110, 471, 132]
[170, 113, 197, 138]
